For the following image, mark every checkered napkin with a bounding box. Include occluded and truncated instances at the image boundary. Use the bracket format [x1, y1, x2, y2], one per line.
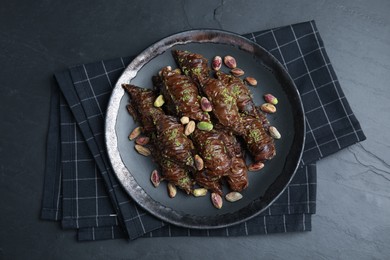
[41, 20, 365, 241]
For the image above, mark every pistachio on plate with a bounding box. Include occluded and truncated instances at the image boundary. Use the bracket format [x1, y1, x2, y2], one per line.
[260, 103, 276, 113]
[212, 56, 222, 71]
[154, 94, 165, 107]
[134, 144, 151, 156]
[192, 188, 208, 197]
[128, 126, 143, 140]
[269, 126, 281, 139]
[197, 121, 213, 131]
[244, 77, 258, 86]
[225, 191, 243, 202]
[167, 183, 177, 198]
[184, 120, 196, 135]
[230, 68, 245, 77]
[150, 170, 161, 187]
[224, 55, 237, 69]
[211, 193, 223, 209]
[264, 94, 278, 105]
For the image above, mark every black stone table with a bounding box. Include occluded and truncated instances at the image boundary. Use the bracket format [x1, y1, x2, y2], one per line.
[1, 0, 389, 259]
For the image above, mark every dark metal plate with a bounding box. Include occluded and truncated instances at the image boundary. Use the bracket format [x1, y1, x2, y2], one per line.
[105, 29, 305, 229]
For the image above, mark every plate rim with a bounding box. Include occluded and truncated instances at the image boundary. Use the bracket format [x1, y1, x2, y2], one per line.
[105, 29, 306, 229]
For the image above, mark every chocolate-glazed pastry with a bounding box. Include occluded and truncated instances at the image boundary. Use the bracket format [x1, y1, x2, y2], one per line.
[217, 126, 249, 192]
[191, 129, 232, 177]
[241, 113, 276, 162]
[216, 71, 257, 117]
[152, 75, 176, 115]
[160, 158, 193, 194]
[158, 67, 210, 122]
[194, 170, 223, 196]
[122, 84, 164, 134]
[172, 49, 210, 86]
[173, 50, 245, 134]
[201, 77, 245, 135]
[256, 106, 271, 128]
[153, 113, 195, 170]
[226, 157, 249, 192]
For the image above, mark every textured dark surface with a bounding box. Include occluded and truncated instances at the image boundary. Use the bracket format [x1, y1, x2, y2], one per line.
[0, 0, 389, 259]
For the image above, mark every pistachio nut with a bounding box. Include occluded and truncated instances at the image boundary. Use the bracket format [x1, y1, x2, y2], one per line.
[194, 154, 204, 171]
[212, 56, 222, 71]
[225, 191, 243, 202]
[230, 68, 245, 77]
[244, 77, 258, 86]
[134, 144, 151, 156]
[135, 136, 150, 146]
[167, 183, 177, 198]
[200, 97, 212, 112]
[224, 55, 237, 69]
[260, 103, 276, 113]
[192, 188, 208, 197]
[211, 192, 223, 209]
[153, 94, 165, 107]
[150, 170, 161, 187]
[248, 161, 265, 171]
[180, 116, 190, 125]
[197, 121, 213, 131]
[128, 126, 143, 140]
[184, 120, 196, 136]
[264, 94, 278, 105]
[269, 126, 281, 139]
